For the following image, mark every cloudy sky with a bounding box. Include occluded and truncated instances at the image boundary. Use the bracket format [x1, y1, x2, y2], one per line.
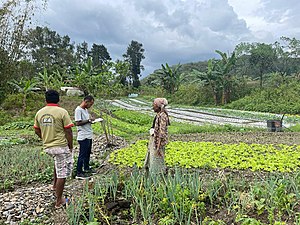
[36, 0, 300, 77]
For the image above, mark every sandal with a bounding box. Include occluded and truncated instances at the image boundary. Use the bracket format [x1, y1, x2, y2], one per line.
[55, 198, 70, 209]
[48, 185, 56, 191]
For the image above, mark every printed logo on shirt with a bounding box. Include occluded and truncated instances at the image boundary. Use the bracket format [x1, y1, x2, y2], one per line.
[41, 114, 55, 126]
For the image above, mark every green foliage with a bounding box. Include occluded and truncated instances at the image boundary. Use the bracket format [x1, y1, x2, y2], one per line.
[1, 93, 24, 110]
[113, 109, 152, 125]
[90, 43, 111, 68]
[1, 93, 44, 113]
[288, 123, 300, 132]
[0, 47, 16, 100]
[170, 84, 213, 105]
[68, 169, 206, 224]
[123, 40, 145, 88]
[2, 121, 33, 130]
[139, 86, 165, 99]
[0, 137, 27, 146]
[93, 109, 253, 140]
[26, 26, 76, 74]
[68, 168, 300, 224]
[157, 63, 182, 94]
[0, 110, 12, 125]
[226, 79, 300, 114]
[0, 145, 53, 191]
[110, 140, 300, 172]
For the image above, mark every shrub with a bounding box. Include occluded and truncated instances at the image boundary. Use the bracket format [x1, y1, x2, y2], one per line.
[0, 110, 12, 126]
[1, 93, 44, 112]
[1, 93, 23, 110]
[226, 80, 300, 114]
[170, 84, 213, 106]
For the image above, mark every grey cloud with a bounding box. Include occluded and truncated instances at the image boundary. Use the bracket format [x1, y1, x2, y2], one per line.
[38, 0, 270, 76]
[258, 0, 300, 26]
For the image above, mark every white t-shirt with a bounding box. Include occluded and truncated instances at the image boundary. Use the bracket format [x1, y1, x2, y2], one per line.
[75, 106, 93, 140]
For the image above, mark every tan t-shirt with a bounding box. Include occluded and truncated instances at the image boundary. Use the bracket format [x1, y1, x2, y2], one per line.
[34, 104, 74, 149]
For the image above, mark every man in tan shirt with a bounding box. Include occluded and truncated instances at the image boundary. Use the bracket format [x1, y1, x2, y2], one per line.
[34, 90, 74, 208]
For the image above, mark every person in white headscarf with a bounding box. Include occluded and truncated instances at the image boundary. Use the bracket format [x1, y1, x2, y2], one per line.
[144, 98, 170, 175]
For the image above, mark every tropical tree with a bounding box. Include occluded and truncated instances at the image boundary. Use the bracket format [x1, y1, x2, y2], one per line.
[234, 42, 253, 76]
[75, 41, 89, 64]
[0, 47, 14, 100]
[215, 50, 236, 104]
[123, 40, 145, 88]
[191, 59, 222, 105]
[71, 58, 96, 95]
[8, 77, 38, 114]
[51, 70, 66, 91]
[37, 67, 52, 91]
[249, 43, 276, 87]
[26, 26, 75, 73]
[114, 59, 131, 86]
[0, 0, 47, 60]
[158, 63, 182, 94]
[273, 37, 300, 77]
[187, 51, 236, 105]
[89, 43, 111, 69]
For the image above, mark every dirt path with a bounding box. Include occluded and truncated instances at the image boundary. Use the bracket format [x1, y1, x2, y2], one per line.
[0, 135, 125, 225]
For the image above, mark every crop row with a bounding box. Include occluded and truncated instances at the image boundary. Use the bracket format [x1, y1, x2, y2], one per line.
[122, 98, 300, 124]
[109, 140, 300, 172]
[91, 109, 258, 140]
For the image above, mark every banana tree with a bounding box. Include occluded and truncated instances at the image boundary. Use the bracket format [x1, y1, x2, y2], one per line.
[8, 77, 38, 114]
[192, 59, 222, 105]
[158, 63, 182, 94]
[215, 50, 236, 104]
[51, 70, 66, 91]
[71, 58, 96, 95]
[37, 67, 52, 91]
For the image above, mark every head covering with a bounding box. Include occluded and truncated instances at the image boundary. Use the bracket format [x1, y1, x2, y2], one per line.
[153, 98, 168, 109]
[153, 98, 170, 126]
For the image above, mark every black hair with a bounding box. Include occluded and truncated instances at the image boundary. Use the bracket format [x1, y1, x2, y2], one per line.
[45, 90, 59, 103]
[84, 95, 94, 102]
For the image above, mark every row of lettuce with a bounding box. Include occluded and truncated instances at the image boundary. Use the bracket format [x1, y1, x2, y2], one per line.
[109, 140, 300, 172]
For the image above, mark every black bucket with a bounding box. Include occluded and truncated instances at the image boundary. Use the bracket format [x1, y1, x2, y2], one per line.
[267, 120, 282, 132]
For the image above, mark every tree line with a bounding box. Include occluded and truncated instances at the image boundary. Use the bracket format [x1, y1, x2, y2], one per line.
[0, 0, 145, 101]
[1, 0, 300, 109]
[144, 37, 300, 105]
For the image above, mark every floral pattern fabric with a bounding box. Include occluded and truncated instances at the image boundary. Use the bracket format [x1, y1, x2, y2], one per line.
[154, 111, 169, 151]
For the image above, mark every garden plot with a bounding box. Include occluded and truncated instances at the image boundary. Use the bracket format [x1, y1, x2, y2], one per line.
[110, 99, 149, 111]
[110, 99, 291, 128]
